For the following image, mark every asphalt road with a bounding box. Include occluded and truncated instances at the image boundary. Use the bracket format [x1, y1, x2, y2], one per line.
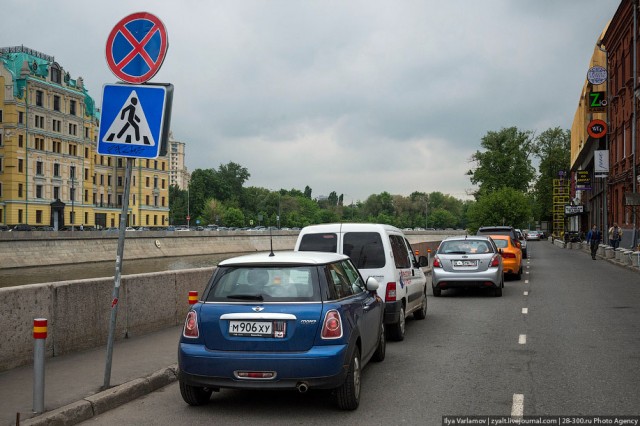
[81, 241, 640, 425]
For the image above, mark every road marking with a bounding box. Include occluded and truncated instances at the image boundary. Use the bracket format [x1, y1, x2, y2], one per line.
[524, 291, 528, 296]
[512, 394, 524, 417]
[519, 334, 526, 344]
[522, 308, 528, 314]
[526, 271, 530, 275]
[525, 279, 529, 284]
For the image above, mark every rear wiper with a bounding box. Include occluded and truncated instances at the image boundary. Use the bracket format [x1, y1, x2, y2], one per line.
[447, 251, 467, 254]
[227, 294, 264, 301]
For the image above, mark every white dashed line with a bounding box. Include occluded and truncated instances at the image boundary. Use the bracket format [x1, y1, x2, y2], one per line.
[522, 308, 528, 314]
[519, 334, 527, 344]
[512, 394, 524, 417]
[525, 280, 529, 284]
[524, 291, 528, 296]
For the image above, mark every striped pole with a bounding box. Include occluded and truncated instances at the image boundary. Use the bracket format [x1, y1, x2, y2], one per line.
[188, 291, 198, 305]
[33, 318, 47, 414]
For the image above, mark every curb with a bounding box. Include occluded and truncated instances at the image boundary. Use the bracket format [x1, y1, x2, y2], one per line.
[20, 364, 178, 426]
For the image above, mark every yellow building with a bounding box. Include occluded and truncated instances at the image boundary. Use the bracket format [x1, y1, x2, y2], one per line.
[0, 46, 169, 229]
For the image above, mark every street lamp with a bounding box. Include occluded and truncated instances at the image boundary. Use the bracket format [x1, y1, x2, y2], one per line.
[71, 165, 75, 232]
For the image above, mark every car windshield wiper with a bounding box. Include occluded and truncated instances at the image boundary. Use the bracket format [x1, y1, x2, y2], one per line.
[227, 294, 264, 301]
[446, 251, 468, 255]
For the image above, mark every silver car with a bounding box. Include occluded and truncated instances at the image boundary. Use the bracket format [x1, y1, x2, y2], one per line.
[431, 236, 504, 297]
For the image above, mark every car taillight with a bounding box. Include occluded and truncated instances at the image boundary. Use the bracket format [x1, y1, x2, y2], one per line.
[502, 252, 516, 259]
[490, 255, 501, 267]
[432, 256, 442, 268]
[321, 310, 343, 339]
[385, 282, 397, 302]
[183, 311, 199, 338]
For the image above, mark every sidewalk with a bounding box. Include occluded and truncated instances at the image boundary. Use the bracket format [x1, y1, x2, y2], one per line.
[0, 325, 183, 426]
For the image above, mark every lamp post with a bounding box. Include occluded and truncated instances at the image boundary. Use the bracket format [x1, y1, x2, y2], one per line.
[71, 166, 75, 232]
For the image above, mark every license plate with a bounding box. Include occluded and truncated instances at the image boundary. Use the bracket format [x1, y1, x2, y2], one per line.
[454, 260, 478, 267]
[228, 320, 286, 338]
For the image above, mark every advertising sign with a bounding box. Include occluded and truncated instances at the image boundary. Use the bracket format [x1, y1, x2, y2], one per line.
[588, 91, 606, 112]
[565, 205, 584, 215]
[594, 150, 609, 175]
[587, 119, 607, 139]
[587, 65, 607, 85]
[575, 170, 591, 190]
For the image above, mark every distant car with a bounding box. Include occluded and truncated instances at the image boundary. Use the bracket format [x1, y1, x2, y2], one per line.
[515, 229, 528, 259]
[490, 235, 522, 280]
[11, 224, 34, 231]
[526, 230, 541, 241]
[178, 251, 385, 410]
[431, 236, 504, 297]
[0, 225, 9, 232]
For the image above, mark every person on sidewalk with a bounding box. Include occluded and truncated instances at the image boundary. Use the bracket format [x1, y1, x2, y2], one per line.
[586, 224, 602, 260]
[608, 222, 623, 249]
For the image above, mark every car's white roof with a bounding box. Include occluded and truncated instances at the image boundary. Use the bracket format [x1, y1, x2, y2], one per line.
[299, 223, 402, 233]
[218, 251, 349, 266]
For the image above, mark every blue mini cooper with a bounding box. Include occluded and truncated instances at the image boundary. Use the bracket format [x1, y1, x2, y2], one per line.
[178, 251, 385, 410]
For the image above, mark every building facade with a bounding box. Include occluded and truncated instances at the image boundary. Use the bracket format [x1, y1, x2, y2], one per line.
[168, 133, 189, 190]
[0, 46, 170, 229]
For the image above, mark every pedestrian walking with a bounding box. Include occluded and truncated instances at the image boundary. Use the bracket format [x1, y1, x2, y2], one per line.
[608, 222, 623, 249]
[586, 224, 602, 260]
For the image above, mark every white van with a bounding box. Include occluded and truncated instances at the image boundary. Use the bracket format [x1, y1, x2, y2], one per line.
[294, 223, 429, 341]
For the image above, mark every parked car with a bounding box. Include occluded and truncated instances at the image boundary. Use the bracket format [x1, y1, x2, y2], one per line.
[294, 223, 429, 341]
[431, 235, 504, 297]
[0, 225, 9, 232]
[526, 230, 541, 241]
[477, 226, 519, 242]
[515, 229, 528, 259]
[10, 224, 34, 231]
[490, 235, 522, 280]
[178, 251, 385, 410]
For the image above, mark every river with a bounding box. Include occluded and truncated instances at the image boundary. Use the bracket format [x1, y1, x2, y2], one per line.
[0, 252, 247, 288]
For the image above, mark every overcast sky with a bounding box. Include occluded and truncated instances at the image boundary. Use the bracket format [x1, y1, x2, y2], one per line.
[2, 0, 621, 202]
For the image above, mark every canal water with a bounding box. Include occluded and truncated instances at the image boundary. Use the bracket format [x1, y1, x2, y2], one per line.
[0, 252, 247, 288]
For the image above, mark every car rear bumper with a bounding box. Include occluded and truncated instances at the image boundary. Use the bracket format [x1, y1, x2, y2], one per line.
[432, 268, 501, 288]
[178, 342, 349, 390]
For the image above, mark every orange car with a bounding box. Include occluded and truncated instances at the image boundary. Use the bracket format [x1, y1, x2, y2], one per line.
[490, 235, 522, 280]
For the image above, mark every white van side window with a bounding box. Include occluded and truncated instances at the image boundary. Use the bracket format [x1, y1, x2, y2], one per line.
[389, 235, 410, 268]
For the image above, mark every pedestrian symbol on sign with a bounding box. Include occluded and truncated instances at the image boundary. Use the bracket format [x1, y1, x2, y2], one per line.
[103, 90, 155, 146]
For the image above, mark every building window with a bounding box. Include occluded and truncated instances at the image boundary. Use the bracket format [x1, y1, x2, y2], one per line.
[53, 95, 60, 111]
[85, 212, 88, 224]
[0, 157, 2, 172]
[18, 209, 23, 223]
[70, 165, 76, 179]
[52, 119, 61, 133]
[154, 195, 158, 207]
[118, 176, 123, 187]
[35, 137, 45, 150]
[18, 159, 24, 173]
[162, 196, 165, 207]
[54, 163, 60, 177]
[145, 176, 150, 187]
[117, 158, 123, 168]
[100, 175, 104, 185]
[51, 67, 61, 84]
[154, 160, 158, 169]
[84, 127, 89, 139]
[18, 184, 23, 198]
[36, 185, 43, 199]
[36, 90, 43, 107]
[19, 111, 24, 124]
[0, 110, 2, 122]
[85, 189, 89, 202]
[84, 168, 89, 180]
[70, 188, 75, 202]
[161, 179, 165, 189]
[53, 186, 59, 200]
[68, 123, 77, 136]
[85, 147, 89, 158]
[154, 215, 158, 226]
[36, 161, 43, 175]
[132, 194, 136, 205]
[52, 141, 61, 153]
[70, 100, 76, 116]
[36, 210, 43, 224]
[108, 157, 111, 167]
[153, 176, 158, 188]
[34, 115, 44, 128]
[108, 175, 112, 186]
[146, 215, 149, 225]
[107, 194, 112, 205]
[18, 134, 23, 147]
[117, 194, 123, 206]
[145, 195, 150, 205]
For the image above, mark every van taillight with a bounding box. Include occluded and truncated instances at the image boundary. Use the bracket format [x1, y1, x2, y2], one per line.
[322, 310, 343, 339]
[386, 282, 397, 302]
[183, 311, 199, 338]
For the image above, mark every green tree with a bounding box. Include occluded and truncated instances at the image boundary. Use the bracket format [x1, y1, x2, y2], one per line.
[466, 187, 532, 232]
[223, 207, 245, 227]
[467, 127, 536, 198]
[168, 184, 188, 225]
[532, 127, 571, 225]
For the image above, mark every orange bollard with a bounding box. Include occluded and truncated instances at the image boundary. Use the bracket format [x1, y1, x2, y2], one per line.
[188, 291, 198, 305]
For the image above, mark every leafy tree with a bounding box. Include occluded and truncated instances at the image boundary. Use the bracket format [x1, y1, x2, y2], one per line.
[224, 207, 245, 227]
[532, 127, 571, 225]
[466, 187, 532, 232]
[467, 127, 536, 197]
[168, 184, 188, 225]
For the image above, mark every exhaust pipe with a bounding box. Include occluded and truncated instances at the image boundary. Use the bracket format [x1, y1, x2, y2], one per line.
[296, 382, 309, 393]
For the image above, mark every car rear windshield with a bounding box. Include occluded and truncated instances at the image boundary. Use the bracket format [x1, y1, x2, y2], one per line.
[438, 240, 494, 255]
[204, 266, 321, 302]
[492, 239, 509, 249]
[298, 231, 386, 269]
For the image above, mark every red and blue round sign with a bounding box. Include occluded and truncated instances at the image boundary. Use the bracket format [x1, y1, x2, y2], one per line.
[105, 12, 169, 84]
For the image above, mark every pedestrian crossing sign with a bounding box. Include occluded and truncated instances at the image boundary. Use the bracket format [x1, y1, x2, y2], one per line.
[98, 83, 173, 159]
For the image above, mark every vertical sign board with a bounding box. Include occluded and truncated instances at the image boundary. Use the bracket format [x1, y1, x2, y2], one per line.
[97, 83, 173, 158]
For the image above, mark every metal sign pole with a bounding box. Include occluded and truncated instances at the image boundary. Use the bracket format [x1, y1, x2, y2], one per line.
[103, 157, 133, 389]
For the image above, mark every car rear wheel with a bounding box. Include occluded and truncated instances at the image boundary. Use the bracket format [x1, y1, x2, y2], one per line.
[179, 380, 213, 406]
[494, 284, 503, 297]
[371, 323, 386, 362]
[432, 286, 441, 297]
[516, 266, 522, 280]
[387, 306, 405, 341]
[413, 292, 427, 320]
[336, 347, 361, 410]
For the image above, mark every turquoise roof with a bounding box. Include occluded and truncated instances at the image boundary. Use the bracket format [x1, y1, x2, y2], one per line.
[0, 47, 98, 119]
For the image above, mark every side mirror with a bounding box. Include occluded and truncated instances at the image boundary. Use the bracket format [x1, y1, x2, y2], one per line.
[366, 277, 380, 292]
[418, 255, 429, 267]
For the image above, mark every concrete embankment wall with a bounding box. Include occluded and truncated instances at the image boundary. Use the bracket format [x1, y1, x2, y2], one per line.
[0, 230, 458, 372]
